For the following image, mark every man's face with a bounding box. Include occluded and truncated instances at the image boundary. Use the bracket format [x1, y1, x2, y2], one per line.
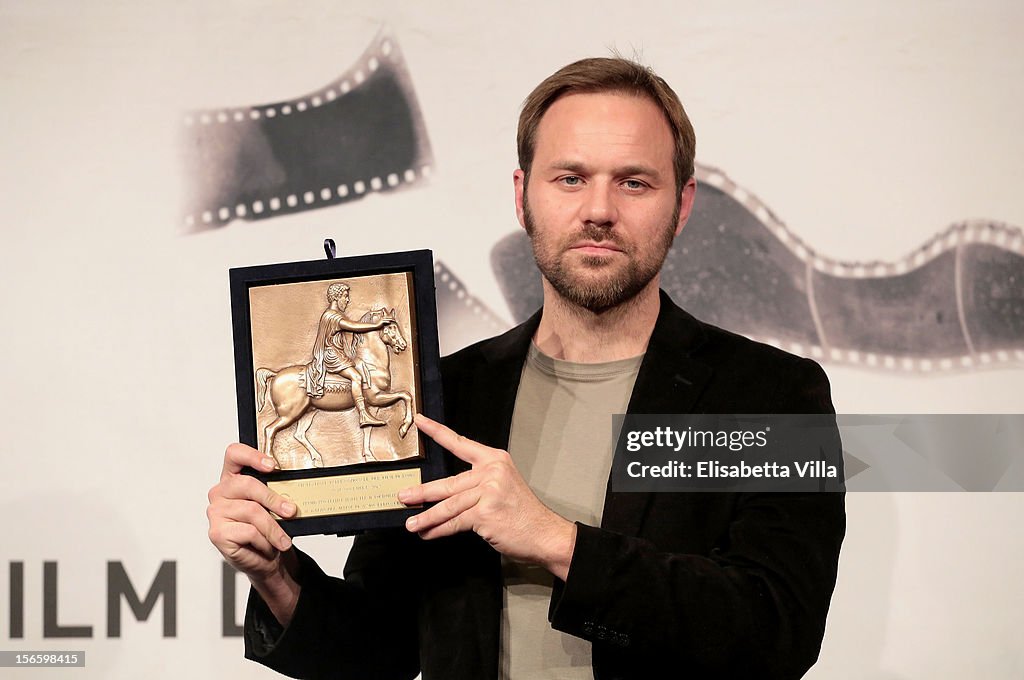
[514, 91, 695, 313]
[338, 289, 350, 311]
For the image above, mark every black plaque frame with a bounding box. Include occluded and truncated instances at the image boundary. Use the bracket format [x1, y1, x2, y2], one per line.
[229, 249, 445, 536]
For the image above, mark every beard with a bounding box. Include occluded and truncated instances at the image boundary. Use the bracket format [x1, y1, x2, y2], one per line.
[523, 193, 678, 314]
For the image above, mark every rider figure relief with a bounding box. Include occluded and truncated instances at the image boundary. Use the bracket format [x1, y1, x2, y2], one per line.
[306, 282, 393, 428]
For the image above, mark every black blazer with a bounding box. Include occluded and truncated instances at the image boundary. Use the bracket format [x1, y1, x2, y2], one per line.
[245, 292, 846, 679]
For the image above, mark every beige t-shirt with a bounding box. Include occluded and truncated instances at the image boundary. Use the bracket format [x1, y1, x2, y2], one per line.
[499, 343, 643, 680]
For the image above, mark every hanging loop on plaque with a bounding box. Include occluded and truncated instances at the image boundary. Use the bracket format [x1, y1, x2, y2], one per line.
[324, 238, 337, 259]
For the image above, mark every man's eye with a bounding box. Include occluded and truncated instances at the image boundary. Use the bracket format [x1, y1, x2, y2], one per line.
[623, 179, 645, 190]
[561, 176, 582, 186]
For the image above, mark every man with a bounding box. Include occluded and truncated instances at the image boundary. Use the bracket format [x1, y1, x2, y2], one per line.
[306, 282, 392, 427]
[207, 57, 845, 679]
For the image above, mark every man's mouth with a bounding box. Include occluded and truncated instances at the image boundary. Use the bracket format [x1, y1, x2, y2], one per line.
[569, 240, 623, 255]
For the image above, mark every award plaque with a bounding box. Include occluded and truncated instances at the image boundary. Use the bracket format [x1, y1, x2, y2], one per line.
[229, 248, 445, 536]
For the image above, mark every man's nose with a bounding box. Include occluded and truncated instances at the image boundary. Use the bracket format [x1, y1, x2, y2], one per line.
[579, 182, 617, 229]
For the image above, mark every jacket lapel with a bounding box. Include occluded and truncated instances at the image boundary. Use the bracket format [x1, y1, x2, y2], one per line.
[601, 291, 714, 537]
[469, 310, 542, 450]
[450, 311, 541, 680]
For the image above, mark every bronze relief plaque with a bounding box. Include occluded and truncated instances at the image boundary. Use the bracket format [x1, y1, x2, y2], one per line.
[230, 249, 445, 536]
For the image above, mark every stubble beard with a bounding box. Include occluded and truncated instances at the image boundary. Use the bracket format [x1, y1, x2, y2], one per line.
[523, 192, 679, 314]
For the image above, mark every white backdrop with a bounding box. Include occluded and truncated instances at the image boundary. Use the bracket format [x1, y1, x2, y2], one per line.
[1, 1, 1022, 678]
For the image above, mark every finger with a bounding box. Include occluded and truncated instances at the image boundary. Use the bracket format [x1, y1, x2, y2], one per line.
[212, 496, 294, 552]
[405, 488, 482, 537]
[216, 474, 297, 520]
[413, 414, 495, 465]
[210, 517, 280, 561]
[399, 468, 479, 505]
[222, 443, 277, 480]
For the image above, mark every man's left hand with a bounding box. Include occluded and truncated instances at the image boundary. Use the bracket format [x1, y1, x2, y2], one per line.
[399, 413, 576, 580]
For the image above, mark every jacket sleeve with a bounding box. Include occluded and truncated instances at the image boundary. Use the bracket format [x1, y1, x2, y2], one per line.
[243, 531, 422, 680]
[548, 358, 846, 679]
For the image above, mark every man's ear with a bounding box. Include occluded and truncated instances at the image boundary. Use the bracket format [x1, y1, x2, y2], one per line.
[674, 177, 698, 237]
[513, 168, 527, 230]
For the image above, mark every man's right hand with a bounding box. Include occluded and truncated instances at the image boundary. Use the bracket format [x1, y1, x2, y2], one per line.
[207, 443, 301, 625]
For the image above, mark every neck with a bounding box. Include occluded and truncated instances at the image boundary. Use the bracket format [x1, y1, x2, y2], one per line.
[533, 278, 661, 363]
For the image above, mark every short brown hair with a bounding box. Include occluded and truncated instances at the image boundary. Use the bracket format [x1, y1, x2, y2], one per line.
[517, 57, 696, 195]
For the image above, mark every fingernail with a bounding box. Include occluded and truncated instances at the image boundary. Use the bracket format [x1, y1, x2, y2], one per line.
[279, 535, 292, 550]
[398, 489, 411, 502]
[281, 502, 296, 516]
[405, 516, 418, 531]
[261, 457, 276, 469]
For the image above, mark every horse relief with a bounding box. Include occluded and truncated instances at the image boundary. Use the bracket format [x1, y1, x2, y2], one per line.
[252, 283, 418, 470]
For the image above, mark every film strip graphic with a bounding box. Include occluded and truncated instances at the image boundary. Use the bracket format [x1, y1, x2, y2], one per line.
[491, 163, 1024, 373]
[433, 260, 510, 355]
[695, 165, 1024, 372]
[181, 27, 433, 229]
